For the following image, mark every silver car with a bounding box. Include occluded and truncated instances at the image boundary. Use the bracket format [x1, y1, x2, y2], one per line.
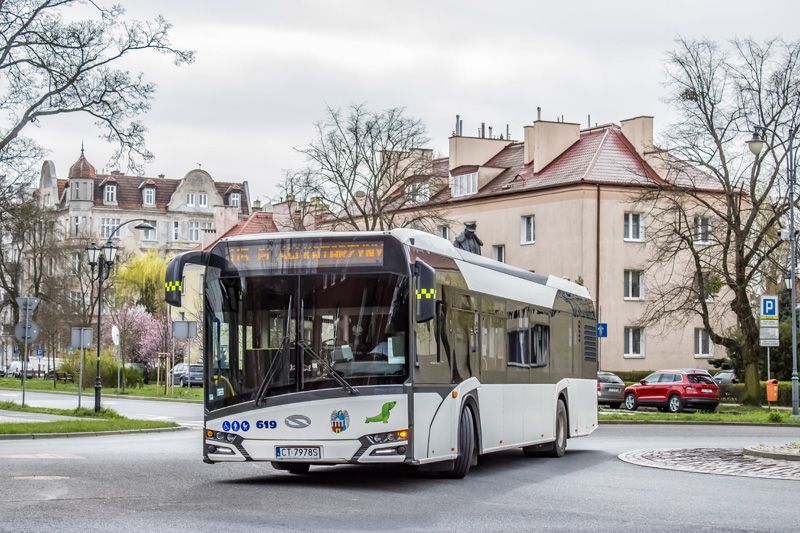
[597, 371, 625, 408]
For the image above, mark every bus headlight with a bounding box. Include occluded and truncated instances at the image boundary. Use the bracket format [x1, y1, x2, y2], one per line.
[366, 429, 409, 444]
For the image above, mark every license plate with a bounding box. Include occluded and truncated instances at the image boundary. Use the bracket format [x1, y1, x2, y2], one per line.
[701, 388, 712, 393]
[608, 388, 620, 392]
[275, 446, 321, 459]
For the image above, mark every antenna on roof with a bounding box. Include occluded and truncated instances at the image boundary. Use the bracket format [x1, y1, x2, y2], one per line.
[506, 124, 510, 139]
[537, 107, 541, 121]
[197, 162, 202, 169]
[488, 126, 493, 138]
[588, 114, 591, 128]
[81, 141, 84, 156]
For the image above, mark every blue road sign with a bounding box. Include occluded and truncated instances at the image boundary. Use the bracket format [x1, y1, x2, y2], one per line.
[36, 345, 44, 358]
[596, 323, 608, 338]
[760, 295, 779, 319]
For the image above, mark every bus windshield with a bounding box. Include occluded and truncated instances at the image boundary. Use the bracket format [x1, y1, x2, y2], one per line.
[205, 269, 409, 411]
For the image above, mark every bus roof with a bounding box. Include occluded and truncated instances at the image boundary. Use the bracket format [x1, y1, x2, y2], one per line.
[218, 228, 593, 303]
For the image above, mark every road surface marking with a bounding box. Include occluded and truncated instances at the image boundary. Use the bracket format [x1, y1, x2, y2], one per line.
[13, 476, 70, 480]
[0, 453, 84, 460]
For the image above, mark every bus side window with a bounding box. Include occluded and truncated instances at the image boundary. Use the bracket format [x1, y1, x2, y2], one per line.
[414, 299, 450, 384]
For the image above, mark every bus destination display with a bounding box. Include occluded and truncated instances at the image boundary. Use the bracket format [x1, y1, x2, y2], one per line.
[226, 241, 385, 270]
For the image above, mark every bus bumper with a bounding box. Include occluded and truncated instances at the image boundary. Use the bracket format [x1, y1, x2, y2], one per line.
[204, 437, 409, 464]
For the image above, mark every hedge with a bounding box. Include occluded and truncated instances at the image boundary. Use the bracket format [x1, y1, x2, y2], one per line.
[719, 381, 794, 406]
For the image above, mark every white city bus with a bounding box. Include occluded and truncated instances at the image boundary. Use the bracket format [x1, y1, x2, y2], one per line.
[165, 229, 598, 478]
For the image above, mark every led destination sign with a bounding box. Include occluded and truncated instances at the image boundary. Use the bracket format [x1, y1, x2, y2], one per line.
[225, 240, 385, 270]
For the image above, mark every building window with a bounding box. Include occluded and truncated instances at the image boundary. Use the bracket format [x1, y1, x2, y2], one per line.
[530, 324, 550, 367]
[142, 220, 157, 241]
[70, 291, 82, 307]
[624, 327, 644, 357]
[172, 221, 181, 241]
[71, 252, 81, 274]
[451, 172, 478, 197]
[694, 216, 711, 244]
[188, 221, 200, 241]
[72, 216, 80, 237]
[624, 270, 644, 299]
[199, 193, 208, 207]
[72, 182, 80, 200]
[100, 218, 120, 239]
[438, 225, 450, 240]
[202, 221, 213, 232]
[624, 212, 643, 241]
[521, 215, 535, 244]
[694, 328, 712, 357]
[229, 192, 241, 207]
[143, 187, 155, 206]
[186, 193, 195, 207]
[493, 245, 505, 263]
[409, 181, 429, 203]
[104, 184, 117, 203]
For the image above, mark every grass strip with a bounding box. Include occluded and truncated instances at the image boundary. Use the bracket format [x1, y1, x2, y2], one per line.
[599, 405, 799, 425]
[0, 418, 178, 435]
[0, 400, 177, 434]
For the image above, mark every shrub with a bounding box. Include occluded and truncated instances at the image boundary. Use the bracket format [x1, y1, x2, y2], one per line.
[610, 370, 652, 383]
[768, 410, 784, 423]
[720, 381, 793, 406]
[60, 352, 143, 388]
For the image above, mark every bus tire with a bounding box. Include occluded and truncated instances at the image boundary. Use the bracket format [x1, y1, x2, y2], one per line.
[546, 399, 568, 458]
[445, 405, 476, 479]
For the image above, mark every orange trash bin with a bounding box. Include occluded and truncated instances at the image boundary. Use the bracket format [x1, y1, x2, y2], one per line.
[766, 379, 779, 403]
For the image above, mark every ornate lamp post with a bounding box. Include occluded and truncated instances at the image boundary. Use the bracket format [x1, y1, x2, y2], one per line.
[86, 219, 154, 413]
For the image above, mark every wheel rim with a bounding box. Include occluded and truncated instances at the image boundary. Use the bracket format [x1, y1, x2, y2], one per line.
[557, 413, 565, 448]
[669, 396, 679, 412]
[625, 395, 635, 409]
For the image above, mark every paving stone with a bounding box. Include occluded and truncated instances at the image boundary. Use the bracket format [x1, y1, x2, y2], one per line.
[618, 448, 800, 481]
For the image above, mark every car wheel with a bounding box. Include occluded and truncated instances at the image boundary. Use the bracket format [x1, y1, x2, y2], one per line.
[607, 402, 621, 410]
[445, 405, 476, 479]
[667, 394, 682, 413]
[624, 393, 638, 411]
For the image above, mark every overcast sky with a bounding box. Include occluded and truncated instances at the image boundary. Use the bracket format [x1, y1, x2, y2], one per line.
[27, 0, 800, 204]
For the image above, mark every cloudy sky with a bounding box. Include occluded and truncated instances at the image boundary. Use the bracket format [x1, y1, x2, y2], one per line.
[27, 0, 800, 204]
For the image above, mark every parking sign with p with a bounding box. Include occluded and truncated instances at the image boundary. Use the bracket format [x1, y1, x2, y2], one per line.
[760, 295, 778, 319]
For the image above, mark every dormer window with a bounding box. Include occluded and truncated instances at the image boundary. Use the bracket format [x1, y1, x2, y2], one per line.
[143, 187, 155, 206]
[104, 184, 117, 204]
[229, 192, 241, 208]
[408, 181, 430, 203]
[451, 172, 477, 197]
[186, 193, 195, 207]
[199, 193, 208, 207]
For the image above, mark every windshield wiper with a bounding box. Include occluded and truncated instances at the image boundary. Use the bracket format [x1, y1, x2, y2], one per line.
[254, 335, 291, 407]
[297, 340, 360, 395]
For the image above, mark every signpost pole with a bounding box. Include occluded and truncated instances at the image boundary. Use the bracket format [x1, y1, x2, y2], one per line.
[78, 330, 85, 409]
[21, 311, 28, 407]
[767, 347, 771, 381]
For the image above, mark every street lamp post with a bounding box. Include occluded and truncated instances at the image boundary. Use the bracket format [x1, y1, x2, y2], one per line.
[757, 125, 800, 416]
[86, 219, 155, 413]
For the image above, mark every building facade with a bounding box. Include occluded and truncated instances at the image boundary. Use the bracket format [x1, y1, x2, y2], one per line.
[409, 116, 727, 373]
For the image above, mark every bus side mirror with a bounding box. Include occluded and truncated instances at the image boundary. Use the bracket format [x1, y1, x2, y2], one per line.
[415, 259, 436, 323]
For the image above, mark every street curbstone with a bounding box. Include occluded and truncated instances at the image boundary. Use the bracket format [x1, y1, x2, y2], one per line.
[0, 425, 189, 440]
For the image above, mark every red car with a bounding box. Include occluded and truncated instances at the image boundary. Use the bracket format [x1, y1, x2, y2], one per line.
[623, 369, 719, 413]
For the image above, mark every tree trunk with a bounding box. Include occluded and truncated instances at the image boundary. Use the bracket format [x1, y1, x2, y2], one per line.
[742, 360, 760, 406]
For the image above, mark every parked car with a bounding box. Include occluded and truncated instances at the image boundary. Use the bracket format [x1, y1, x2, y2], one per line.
[623, 369, 719, 413]
[597, 371, 625, 409]
[171, 363, 203, 387]
[713, 370, 738, 384]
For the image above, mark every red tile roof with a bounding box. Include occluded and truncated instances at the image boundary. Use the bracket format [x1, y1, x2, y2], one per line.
[429, 124, 715, 205]
[204, 210, 278, 250]
[68, 150, 96, 179]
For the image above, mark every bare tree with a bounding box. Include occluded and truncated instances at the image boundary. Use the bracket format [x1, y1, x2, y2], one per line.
[638, 38, 800, 404]
[0, 0, 194, 201]
[282, 104, 448, 232]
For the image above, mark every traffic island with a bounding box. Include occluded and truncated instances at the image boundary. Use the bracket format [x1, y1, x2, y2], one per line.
[0, 401, 178, 438]
[744, 442, 800, 462]
[618, 447, 800, 481]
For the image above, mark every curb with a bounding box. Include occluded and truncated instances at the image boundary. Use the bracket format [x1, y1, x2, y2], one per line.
[0, 387, 202, 404]
[744, 445, 800, 461]
[0, 425, 189, 440]
[599, 420, 798, 427]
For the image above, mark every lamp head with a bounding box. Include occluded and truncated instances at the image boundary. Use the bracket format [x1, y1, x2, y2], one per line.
[134, 221, 155, 231]
[86, 242, 100, 267]
[747, 127, 765, 156]
[103, 241, 117, 265]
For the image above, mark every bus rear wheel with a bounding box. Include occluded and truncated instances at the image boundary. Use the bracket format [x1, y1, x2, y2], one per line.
[445, 405, 476, 479]
[524, 399, 567, 458]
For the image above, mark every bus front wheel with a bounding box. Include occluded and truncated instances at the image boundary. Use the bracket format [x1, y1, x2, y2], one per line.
[523, 399, 567, 458]
[445, 405, 476, 479]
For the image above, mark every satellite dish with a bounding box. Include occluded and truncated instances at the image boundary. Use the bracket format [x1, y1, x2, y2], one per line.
[111, 325, 120, 347]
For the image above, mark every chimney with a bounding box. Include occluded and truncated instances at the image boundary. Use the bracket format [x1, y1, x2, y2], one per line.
[252, 199, 262, 212]
[480, 122, 486, 138]
[523, 119, 581, 172]
[537, 107, 541, 121]
[158, 174, 165, 179]
[620, 116, 654, 156]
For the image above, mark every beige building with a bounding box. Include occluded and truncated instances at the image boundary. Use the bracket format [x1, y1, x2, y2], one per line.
[408, 116, 725, 373]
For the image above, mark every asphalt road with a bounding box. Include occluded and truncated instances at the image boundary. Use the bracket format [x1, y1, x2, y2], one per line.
[1, 418, 799, 532]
